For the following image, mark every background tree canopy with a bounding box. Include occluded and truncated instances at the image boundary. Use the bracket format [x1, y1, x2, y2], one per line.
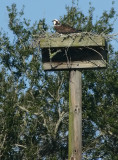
[0, 1, 118, 160]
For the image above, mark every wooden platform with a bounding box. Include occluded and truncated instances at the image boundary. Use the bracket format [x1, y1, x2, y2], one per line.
[40, 33, 107, 70]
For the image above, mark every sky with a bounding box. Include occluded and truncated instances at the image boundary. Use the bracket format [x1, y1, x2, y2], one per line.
[0, 0, 118, 50]
[0, 0, 118, 30]
[0, 1, 117, 158]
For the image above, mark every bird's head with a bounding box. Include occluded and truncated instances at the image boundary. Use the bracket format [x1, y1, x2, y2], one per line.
[52, 19, 60, 26]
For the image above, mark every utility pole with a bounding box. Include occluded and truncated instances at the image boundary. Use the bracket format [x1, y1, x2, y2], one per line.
[69, 70, 82, 160]
[40, 32, 107, 160]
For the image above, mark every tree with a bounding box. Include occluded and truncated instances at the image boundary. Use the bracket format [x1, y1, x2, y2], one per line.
[60, 1, 118, 159]
[0, 1, 118, 159]
[0, 4, 68, 160]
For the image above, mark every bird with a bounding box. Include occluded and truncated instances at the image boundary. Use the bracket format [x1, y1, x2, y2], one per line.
[52, 19, 81, 34]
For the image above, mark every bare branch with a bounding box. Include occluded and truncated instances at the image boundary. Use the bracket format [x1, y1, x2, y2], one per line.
[17, 105, 43, 116]
[54, 111, 68, 138]
[86, 46, 110, 66]
[15, 144, 27, 149]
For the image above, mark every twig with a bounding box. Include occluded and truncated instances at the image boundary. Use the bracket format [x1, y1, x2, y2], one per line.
[86, 46, 110, 66]
[54, 112, 68, 138]
[15, 144, 27, 149]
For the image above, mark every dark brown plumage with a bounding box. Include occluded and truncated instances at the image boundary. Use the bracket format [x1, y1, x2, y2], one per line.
[52, 19, 81, 34]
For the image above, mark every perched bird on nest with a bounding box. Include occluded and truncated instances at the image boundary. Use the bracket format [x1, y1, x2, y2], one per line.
[52, 19, 81, 34]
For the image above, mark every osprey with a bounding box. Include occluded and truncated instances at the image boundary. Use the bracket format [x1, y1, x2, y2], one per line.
[52, 19, 80, 34]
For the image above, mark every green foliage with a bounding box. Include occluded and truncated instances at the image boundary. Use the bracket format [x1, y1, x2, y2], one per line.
[0, 1, 118, 160]
[60, 1, 117, 34]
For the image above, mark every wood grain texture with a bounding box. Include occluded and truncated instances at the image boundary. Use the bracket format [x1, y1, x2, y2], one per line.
[40, 33, 105, 48]
[43, 60, 107, 70]
[69, 70, 82, 160]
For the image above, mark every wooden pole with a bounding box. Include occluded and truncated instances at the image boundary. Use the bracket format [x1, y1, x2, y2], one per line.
[69, 70, 82, 160]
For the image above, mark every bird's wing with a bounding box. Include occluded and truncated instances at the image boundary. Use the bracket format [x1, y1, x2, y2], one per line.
[54, 24, 78, 34]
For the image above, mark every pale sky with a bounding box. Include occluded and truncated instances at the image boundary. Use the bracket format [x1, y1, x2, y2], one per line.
[0, 0, 118, 49]
[0, 1, 117, 159]
[0, 0, 118, 29]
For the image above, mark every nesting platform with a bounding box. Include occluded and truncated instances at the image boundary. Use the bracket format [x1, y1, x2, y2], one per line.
[39, 32, 107, 71]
